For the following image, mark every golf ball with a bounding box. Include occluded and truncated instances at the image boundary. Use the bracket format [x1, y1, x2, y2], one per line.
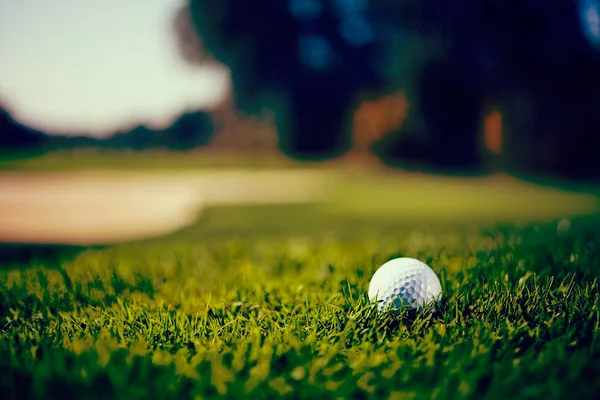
[368, 257, 442, 312]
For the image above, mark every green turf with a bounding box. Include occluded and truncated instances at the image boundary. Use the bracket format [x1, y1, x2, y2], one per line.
[0, 149, 300, 172]
[1, 199, 599, 399]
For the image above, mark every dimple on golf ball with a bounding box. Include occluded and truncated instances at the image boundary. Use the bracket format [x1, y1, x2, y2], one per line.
[368, 257, 442, 312]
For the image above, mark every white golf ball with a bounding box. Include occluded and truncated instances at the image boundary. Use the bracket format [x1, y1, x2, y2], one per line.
[368, 257, 442, 312]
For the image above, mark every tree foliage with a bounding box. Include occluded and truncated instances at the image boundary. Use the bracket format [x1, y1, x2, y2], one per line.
[174, 1, 600, 174]
[0, 105, 47, 151]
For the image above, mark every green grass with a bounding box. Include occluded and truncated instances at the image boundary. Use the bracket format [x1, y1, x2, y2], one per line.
[2, 156, 600, 399]
[0, 149, 300, 172]
[2, 199, 600, 399]
[323, 172, 600, 223]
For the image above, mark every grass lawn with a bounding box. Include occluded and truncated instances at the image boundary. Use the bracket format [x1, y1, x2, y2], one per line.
[1, 159, 600, 399]
[0, 149, 301, 172]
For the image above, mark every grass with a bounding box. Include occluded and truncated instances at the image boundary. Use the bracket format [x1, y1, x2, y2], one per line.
[0, 149, 300, 172]
[1, 199, 600, 399]
[1, 154, 600, 399]
[323, 172, 600, 223]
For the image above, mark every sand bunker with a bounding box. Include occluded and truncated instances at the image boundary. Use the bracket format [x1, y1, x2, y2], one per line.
[0, 170, 332, 245]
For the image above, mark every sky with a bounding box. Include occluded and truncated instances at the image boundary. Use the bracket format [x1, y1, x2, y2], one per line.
[0, 0, 230, 137]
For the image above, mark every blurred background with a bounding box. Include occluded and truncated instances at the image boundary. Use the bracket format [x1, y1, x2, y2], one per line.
[1, 0, 600, 245]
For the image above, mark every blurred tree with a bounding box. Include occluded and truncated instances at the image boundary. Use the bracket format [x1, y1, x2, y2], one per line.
[102, 111, 214, 151]
[175, 0, 600, 175]
[376, 0, 600, 176]
[165, 110, 215, 150]
[175, 0, 390, 160]
[106, 125, 162, 150]
[0, 104, 47, 151]
[348, 90, 408, 164]
[173, 4, 208, 65]
[207, 92, 280, 153]
[467, 0, 600, 179]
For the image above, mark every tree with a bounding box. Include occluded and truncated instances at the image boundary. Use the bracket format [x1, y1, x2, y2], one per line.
[375, 0, 600, 175]
[0, 104, 47, 150]
[165, 110, 214, 150]
[174, 0, 391, 160]
[174, 0, 600, 175]
[102, 111, 214, 151]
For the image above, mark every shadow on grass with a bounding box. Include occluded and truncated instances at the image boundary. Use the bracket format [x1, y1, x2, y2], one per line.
[377, 156, 493, 179]
[0, 243, 104, 269]
[379, 155, 600, 196]
[508, 169, 600, 196]
[0, 148, 50, 170]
